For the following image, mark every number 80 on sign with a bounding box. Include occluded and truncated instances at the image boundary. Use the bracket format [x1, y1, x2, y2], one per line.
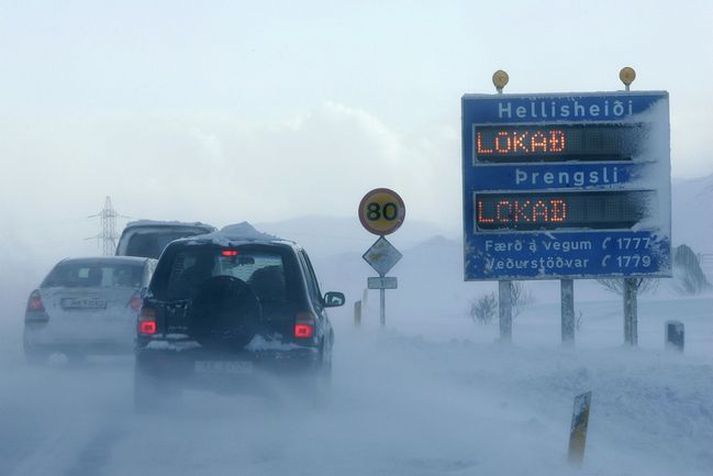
[358, 188, 406, 236]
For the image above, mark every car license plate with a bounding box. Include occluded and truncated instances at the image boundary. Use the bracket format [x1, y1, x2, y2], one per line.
[194, 360, 253, 375]
[61, 297, 107, 310]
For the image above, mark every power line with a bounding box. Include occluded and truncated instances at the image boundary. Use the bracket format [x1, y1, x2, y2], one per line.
[87, 196, 127, 256]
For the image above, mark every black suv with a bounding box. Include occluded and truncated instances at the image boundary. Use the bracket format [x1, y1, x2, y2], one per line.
[134, 226, 344, 408]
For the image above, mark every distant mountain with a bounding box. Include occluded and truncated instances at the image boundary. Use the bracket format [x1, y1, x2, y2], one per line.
[255, 215, 453, 259]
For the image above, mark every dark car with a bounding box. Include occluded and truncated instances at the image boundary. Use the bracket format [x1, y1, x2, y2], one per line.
[134, 225, 344, 408]
[116, 220, 216, 259]
[23, 256, 157, 364]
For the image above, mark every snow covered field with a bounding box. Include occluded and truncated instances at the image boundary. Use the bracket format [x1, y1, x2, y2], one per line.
[0, 290, 711, 476]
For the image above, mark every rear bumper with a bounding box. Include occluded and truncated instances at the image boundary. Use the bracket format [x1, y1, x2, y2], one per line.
[23, 339, 133, 355]
[136, 340, 322, 388]
[23, 325, 133, 355]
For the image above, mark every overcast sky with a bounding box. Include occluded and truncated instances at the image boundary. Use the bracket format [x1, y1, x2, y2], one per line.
[1, 0, 712, 259]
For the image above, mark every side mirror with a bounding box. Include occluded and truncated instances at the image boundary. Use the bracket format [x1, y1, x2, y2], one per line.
[323, 291, 345, 308]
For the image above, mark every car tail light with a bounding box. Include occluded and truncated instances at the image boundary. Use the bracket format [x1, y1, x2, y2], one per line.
[128, 293, 142, 312]
[294, 312, 315, 339]
[26, 290, 45, 312]
[221, 249, 240, 257]
[138, 307, 157, 335]
[139, 321, 157, 335]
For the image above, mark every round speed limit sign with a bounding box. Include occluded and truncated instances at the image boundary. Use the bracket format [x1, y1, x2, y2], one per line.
[358, 188, 406, 236]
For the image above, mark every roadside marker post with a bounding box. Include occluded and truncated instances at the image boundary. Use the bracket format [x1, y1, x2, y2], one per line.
[568, 391, 592, 467]
[359, 188, 405, 328]
[665, 320, 684, 352]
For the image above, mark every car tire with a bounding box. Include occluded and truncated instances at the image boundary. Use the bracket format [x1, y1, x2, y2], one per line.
[22, 339, 48, 366]
[134, 361, 182, 414]
[306, 343, 333, 407]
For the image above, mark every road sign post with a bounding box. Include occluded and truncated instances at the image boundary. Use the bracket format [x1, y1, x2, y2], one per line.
[623, 278, 638, 346]
[462, 75, 671, 345]
[498, 280, 512, 342]
[561, 279, 575, 345]
[359, 188, 405, 328]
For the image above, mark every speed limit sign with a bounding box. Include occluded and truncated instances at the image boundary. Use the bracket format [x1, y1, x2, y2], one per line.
[358, 188, 406, 235]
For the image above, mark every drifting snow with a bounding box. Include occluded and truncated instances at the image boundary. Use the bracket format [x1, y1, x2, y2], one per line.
[1, 296, 711, 476]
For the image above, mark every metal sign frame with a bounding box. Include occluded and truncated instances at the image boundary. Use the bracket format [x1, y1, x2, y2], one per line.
[462, 91, 671, 281]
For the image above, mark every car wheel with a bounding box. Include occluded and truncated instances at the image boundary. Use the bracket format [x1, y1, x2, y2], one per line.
[133, 361, 182, 414]
[319, 344, 333, 384]
[23, 339, 48, 366]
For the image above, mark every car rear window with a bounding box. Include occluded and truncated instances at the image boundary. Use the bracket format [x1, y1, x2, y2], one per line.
[43, 261, 144, 288]
[124, 230, 206, 259]
[162, 247, 291, 301]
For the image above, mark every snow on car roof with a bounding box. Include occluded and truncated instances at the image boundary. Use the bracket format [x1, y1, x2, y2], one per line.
[176, 222, 293, 247]
[124, 220, 215, 230]
[59, 256, 152, 265]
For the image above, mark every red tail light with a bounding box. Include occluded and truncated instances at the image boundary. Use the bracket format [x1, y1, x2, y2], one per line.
[128, 294, 142, 312]
[294, 312, 315, 339]
[138, 307, 157, 335]
[139, 321, 157, 335]
[26, 290, 45, 312]
[294, 323, 314, 338]
[221, 249, 240, 257]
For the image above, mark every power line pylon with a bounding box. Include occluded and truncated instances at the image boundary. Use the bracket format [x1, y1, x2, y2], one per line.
[88, 196, 123, 256]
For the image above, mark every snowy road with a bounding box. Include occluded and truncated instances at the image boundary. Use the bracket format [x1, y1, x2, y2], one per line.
[1, 297, 712, 476]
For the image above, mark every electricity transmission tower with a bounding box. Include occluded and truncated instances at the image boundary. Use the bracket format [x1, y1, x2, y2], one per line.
[88, 196, 124, 256]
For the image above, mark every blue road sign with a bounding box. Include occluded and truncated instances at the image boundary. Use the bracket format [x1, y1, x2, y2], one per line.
[462, 91, 671, 280]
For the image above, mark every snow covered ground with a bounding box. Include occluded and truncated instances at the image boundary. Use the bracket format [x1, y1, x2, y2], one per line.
[0, 175, 710, 475]
[0, 290, 711, 476]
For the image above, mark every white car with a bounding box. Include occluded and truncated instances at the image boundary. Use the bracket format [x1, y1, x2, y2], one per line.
[23, 256, 156, 364]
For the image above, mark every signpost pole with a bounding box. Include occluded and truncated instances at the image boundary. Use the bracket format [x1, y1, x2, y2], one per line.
[379, 286, 386, 327]
[359, 188, 405, 331]
[493, 71, 513, 344]
[623, 278, 638, 346]
[498, 280, 513, 343]
[619, 67, 639, 348]
[561, 279, 575, 345]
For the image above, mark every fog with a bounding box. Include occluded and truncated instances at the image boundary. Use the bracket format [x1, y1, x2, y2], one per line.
[2, 1, 713, 475]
